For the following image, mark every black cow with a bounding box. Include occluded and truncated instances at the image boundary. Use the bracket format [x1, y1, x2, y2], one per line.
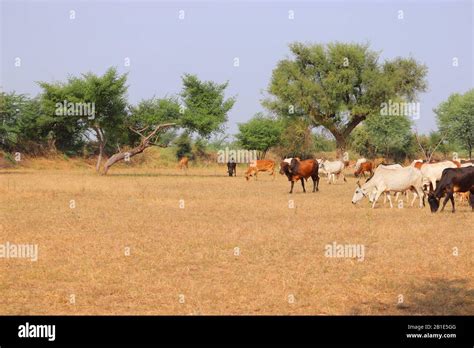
[227, 161, 237, 176]
[428, 166, 474, 213]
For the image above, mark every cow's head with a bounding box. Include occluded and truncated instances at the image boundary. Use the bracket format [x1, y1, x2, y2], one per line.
[351, 181, 368, 204]
[427, 192, 440, 213]
[245, 167, 254, 181]
[279, 162, 288, 175]
[289, 158, 300, 173]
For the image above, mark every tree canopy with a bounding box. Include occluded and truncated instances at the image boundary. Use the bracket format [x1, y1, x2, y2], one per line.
[435, 89, 474, 159]
[236, 113, 282, 159]
[265, 42, 428, 154]
[180, 74, 235, 138]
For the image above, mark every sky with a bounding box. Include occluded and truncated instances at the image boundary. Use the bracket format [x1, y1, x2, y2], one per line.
[1, 0, 473, 136]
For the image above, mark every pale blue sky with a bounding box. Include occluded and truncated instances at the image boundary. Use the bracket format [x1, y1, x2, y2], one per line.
[1, 0, 473, 135]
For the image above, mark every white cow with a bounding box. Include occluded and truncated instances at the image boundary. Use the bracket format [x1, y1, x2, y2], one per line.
[419, 161, 458, 191]
[319, 160, 346, 184]
[352, 166, 425, 208]
[461, 162, 473, 168]
[369, 164, 413, 203]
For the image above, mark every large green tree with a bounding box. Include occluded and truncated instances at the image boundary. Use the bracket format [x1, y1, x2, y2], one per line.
[180, 74, 235, 138]
[236, 113, 282, 159]
[265, 42, 428, 155]
[39, 67, 129, 171]
[435, 89, 474, 159]
[103, 75, 235, 174]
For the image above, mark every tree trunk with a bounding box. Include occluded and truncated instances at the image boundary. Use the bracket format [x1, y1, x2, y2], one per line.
[103, 143, 148, 175]
[334, 133, 347, 159]
[96, 142, 105, 172]
[94, 127, 106, 173]
[102, 122, 175, 175]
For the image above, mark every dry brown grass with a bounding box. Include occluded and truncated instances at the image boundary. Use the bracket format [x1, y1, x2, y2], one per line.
[1, 165, 473, 315]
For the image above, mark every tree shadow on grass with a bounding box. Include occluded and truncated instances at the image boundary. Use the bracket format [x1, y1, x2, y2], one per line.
[399, 278, 474, 315]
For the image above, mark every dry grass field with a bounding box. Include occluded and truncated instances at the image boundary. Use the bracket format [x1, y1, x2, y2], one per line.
[1, 163, 473, 315]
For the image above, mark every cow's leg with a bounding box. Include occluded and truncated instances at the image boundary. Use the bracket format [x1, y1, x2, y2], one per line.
[387, 192, 393, 208]
[314, 175, 320, 191]
[372, 189, 384, 209]
[412, 186, 424, 208]
[383, 192, 387, 204]
[440, 192, 451, 212]
[300, 178, 306, 193]
[342, 173, 347, 182]
[410, 191, 418, 207]
[448, 191, 456, 213]
[469, 189, 474, 211]
[289, 181, 294, 194]
[311, 177, 316, 192]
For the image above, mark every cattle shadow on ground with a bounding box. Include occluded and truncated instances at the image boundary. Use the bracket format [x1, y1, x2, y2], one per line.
[399, 278, 474, 315]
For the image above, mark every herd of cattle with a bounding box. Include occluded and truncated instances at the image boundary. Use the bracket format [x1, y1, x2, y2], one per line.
[221, 157, 474, 213]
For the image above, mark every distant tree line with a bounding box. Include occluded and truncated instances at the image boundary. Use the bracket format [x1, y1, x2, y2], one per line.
[2, 42, 473, 169]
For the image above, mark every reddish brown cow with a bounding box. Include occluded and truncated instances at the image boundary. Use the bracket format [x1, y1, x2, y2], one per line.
[354, 161, 374, 178]
[280, 158, 319, 193]
[245, 160, 275, 181]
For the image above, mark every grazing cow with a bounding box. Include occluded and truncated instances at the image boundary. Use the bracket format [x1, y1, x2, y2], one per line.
[352, 166, 425, 208]
[279, 158, 319, 193]
[367, 164, 411, 203]
[319, 160, 346, 184]
[354, 160, 373, 178]
[427, 166, 474, 213]
[245, 160, 275, 181]
[227, 161, 237, 176]
[419, 161, 458, 191]
[178, 156, 189, 171]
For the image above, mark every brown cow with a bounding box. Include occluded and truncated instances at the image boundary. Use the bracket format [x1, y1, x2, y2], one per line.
[178, 156, 189, 171]
[245, 160, 275, 181]
[280, 158, 319, 193]
[354, 161, 373, 178]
